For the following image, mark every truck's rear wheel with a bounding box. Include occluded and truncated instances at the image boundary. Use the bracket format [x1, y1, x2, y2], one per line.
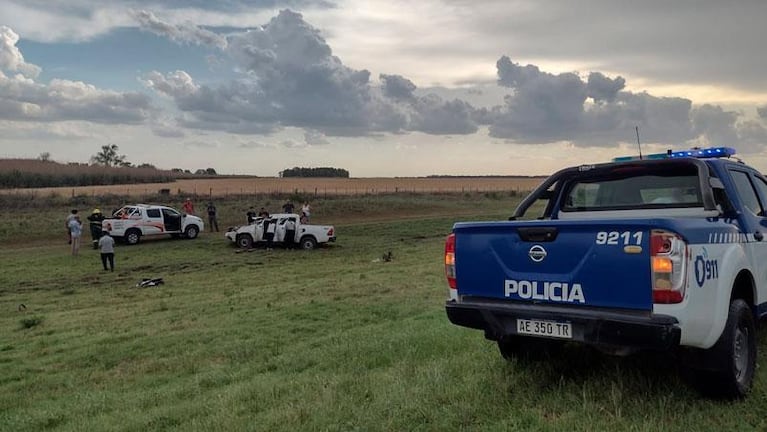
[236, 234, 253, 249]
[300, 236, 317, 250]
[125, 229, 141, 245]
[692, 299, 756, 399]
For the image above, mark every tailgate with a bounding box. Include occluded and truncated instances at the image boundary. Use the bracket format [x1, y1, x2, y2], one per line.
[454, 220, 652, 310]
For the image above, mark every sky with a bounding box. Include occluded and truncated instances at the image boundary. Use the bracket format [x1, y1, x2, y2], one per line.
[1, 0, 767, 177]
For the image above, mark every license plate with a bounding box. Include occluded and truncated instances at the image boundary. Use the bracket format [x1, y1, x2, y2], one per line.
[517, 319, 572, 339]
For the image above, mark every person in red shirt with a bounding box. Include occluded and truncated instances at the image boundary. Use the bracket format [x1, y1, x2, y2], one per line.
[182, 198, 195, 215]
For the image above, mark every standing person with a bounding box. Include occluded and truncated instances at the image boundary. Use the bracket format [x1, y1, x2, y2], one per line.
[68, 214, 82, 256]
[98, 230, 115, 271]
[182, 198, 195, 215]
[264, 217, 276, 250]
[282, 199, 295, 214]
[258, 207, 270, 218]
[301, 202, 311, 221]
[65, 209, 78, 244]
[206, 202, 219, 232]
[284, 217, 296, 249]
[246, 206, 257, 224]
[86, 208, 105, 249]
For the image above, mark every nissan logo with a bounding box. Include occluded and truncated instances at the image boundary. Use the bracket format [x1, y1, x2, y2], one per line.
[528, 245, 547, 262]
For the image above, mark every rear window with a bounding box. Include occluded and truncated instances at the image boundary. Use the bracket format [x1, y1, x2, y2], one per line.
[562, 164, 702, 211]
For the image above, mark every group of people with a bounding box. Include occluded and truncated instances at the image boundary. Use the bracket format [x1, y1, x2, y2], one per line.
[65, 208, 115, 271]
[182, 198, 220, 232]
[245, 200, 312, 224]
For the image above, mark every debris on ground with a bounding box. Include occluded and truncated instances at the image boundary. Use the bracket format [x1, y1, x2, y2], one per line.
[136, 278, 165, 287]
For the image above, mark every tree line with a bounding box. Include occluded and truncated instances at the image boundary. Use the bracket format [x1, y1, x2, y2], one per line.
[279, 167, 349, 178]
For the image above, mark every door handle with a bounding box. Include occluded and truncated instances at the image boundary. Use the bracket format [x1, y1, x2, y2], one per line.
[755, 231, 764, 241]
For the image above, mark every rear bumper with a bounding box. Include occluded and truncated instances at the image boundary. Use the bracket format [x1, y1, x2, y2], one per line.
[446, 298, 680, 350]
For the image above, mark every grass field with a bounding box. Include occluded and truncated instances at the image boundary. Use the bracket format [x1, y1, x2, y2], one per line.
[2, 194, 767, 431]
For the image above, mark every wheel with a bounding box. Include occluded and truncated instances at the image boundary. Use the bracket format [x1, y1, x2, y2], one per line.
[691, 299, 756, 399]
[299, 236, 317, 250]
[497, 335, 561, 361]
[236, 234, 254, 249]
[125, 229, 141, 245]
[184, 225, 199, 239]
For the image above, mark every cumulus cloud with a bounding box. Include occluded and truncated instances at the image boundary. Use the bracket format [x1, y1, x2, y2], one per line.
[132, 10, 228, 49]
[486, 56, 763, 151]
[0, 26, 41, 78]
[144, 9, 479, 137]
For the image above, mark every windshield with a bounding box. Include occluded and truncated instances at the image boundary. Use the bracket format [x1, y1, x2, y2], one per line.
[562, 164, 702, 211]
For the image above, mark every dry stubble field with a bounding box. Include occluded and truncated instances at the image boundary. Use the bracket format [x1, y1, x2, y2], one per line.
[0, 177, 546, 198]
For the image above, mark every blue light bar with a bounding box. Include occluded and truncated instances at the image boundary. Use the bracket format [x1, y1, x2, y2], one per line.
[612, 146, 736, 162]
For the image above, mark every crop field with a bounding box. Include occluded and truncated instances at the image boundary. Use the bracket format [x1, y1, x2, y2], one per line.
[0, 176, 546, 198]
[2, 193, 767, 431]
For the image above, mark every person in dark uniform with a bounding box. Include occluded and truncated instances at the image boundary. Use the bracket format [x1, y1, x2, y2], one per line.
[86, 208, 105, 249]
[246, 206, 257, 224]
[206, 202, 219, 232]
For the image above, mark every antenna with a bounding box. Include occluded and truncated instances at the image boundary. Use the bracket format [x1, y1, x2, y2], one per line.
[635, 126, 643, 160]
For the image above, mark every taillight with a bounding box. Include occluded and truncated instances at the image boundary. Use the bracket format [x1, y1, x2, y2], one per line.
[651, 229, 687, 303]
[445, 233, 456, 291]
[327, 227, 334, 237]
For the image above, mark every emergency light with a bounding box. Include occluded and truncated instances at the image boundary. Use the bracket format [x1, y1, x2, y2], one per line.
[613, 146, 736, 162]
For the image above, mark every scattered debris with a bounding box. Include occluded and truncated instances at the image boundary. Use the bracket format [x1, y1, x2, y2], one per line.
[17, 303, 26, 312]
[372, 251, 393, 263]
[136, 278, 165, 288]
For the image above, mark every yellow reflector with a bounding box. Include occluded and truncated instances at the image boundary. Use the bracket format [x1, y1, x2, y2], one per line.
[652, 257, 673, 273]
[624, 245, 642, 254]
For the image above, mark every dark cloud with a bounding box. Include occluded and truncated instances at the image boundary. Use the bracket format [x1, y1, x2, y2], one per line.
[486, 56, 766, 151]
[380, 74, 416, 100]
[145, 10, 478, 136]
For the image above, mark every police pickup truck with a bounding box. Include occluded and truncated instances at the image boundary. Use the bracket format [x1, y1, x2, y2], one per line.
[102, 204, 204, 245]
[445, 146, 767, 398]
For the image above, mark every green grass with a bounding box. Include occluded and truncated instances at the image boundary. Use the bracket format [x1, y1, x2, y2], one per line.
[1, 194, 767, 431]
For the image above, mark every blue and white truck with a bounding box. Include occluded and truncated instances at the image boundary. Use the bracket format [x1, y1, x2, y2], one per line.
[445, 147, 767, 398]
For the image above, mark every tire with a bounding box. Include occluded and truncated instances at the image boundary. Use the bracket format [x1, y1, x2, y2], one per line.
[236, 234, 254, 249]
[299, 236, 317, 250]
[691, 299, 756, 399]
[125, 229, 141, 245]
[184, 225, 199, 239]
[497, 335, 561, 361]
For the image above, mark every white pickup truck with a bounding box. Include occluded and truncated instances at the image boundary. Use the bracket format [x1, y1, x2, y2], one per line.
[225, 213, 335, 250]
[102, 204, 205, 245]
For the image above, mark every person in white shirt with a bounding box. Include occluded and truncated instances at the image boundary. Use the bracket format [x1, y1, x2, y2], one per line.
[68, 215, 82, 256]
[98, 231, 116, 271]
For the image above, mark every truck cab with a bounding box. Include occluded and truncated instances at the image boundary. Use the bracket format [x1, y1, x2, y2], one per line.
[445, 147, 767, 398]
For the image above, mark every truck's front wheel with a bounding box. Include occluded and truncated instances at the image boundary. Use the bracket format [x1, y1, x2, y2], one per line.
[184, 225, 199, 239]
[236, 234, 253, 249]
[693, 299, 756, 399]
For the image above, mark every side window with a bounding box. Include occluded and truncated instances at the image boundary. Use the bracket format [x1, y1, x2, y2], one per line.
[730, 170, 764, 216]
[751, 176, 767, 214]
[146, 209, 161, 218]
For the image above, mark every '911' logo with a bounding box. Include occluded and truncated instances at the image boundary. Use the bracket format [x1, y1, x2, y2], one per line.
[694, 248, 718, 287]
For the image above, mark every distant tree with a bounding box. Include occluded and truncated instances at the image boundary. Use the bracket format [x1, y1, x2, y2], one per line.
[280, 167, 349, 178]
[119, 161, 133, 168]
[90, 144, 129, 167]
[171, 168, 184, 173]
[137, 163, 156, 169]
[184, 169, 192, 174]
[194, 169, 207, 175]
[38, 152, 51, 162]
[205, 168, 217, 175]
